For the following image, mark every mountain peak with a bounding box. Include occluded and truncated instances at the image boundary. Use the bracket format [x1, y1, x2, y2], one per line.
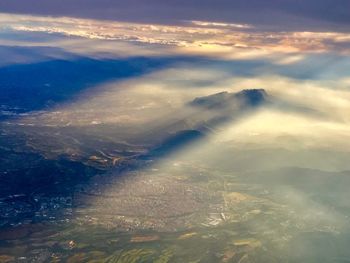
[190, 89, 268, 110]
[233, 89, 268, 106]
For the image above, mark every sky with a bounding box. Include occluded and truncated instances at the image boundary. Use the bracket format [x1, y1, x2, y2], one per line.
[0, 0, 350, 32]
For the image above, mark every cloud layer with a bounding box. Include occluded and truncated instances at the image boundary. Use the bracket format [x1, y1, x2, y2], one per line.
[1, 13, 350, 58]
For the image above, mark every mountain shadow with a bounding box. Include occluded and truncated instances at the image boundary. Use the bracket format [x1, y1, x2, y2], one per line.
[0, 56, 185, 117]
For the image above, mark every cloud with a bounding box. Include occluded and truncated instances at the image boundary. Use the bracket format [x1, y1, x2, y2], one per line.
[1, 13, 350, 58]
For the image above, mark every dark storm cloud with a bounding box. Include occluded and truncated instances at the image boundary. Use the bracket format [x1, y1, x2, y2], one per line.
[0, 0, 349, 32]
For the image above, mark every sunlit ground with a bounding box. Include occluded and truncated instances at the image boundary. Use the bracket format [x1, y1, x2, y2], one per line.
[1, 13, 350, 262]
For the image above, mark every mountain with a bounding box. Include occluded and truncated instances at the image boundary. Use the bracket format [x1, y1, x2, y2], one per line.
[190, 89, 268, 110]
